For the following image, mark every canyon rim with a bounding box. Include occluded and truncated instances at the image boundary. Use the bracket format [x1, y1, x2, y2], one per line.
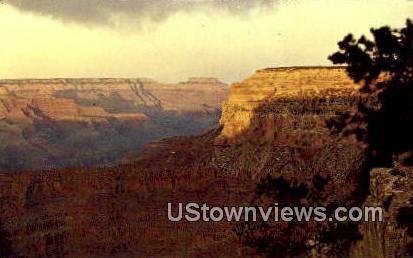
[1, 1, 412, 257]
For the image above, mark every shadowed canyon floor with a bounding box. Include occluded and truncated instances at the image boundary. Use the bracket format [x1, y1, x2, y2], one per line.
[0, 67, 412, 257]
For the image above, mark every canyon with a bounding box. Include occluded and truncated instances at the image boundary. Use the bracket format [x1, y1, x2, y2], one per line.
[0, 78, 228, 171]
[0, 67, 412, 257]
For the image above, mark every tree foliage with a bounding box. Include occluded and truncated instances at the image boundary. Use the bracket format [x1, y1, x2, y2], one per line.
[328, 19, 413, 166]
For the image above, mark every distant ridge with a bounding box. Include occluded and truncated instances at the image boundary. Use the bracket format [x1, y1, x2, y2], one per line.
[260, 65, 347, 72]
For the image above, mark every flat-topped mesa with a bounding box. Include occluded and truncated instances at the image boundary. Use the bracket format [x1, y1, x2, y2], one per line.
[181, 77, 226, 85]
[217, 66, 360, 142]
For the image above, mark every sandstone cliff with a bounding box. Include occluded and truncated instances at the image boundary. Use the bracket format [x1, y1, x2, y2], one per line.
[218, 67, 358, 142]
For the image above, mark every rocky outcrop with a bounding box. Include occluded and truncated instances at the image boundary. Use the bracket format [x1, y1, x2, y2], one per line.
[213, 68, 363, 202]
[218, 67, 358, 142]
[350, 167, 413, 258]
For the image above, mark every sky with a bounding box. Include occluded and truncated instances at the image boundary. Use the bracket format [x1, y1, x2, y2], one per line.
[0, 0, 412, 83]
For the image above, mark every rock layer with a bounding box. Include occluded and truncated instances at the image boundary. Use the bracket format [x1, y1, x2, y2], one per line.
[218, 67, 358, 142]
[0, 78, 228, 171]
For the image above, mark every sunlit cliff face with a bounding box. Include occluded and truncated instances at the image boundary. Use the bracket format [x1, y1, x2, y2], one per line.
[0, 0, 412, 83]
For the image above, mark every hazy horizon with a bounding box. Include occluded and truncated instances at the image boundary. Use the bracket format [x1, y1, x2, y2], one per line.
[1, 0, 412, 83]
[0, 65, 344, 84]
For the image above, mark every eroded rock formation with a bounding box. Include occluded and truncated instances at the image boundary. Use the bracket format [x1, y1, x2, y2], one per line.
[218, 67, 358, 142]
[0, 67, 409, 257]
[0, 78, 228, 171]
[350, 167, 413, 258]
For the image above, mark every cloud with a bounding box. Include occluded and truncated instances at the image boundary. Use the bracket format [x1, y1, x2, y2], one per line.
[5, 0, 277, 25]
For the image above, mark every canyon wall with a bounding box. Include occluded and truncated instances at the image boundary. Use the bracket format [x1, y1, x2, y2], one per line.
[350, 166, 413, 258]
[214, 67, 363, 192]
[0, 78, 228, 171]
[215, 67, 412, 257]
[1, 67, 410, 257]
[218, 66, 358, 142]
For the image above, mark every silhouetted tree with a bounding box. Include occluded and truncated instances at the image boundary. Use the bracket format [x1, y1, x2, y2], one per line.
[328, 19, 413, 167]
